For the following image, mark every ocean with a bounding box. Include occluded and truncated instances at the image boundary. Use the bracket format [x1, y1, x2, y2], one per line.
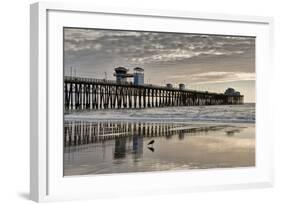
[64, 103, 255, 176]
[65, 103, 255, 123]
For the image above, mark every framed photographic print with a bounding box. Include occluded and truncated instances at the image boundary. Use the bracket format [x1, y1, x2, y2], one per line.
[30, 2, 274, 202]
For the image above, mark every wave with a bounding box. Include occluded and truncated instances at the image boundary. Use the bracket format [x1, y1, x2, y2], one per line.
[65, 104, 255, 124]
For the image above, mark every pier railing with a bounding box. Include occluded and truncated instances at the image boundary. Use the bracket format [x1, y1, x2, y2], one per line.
[64, 76, 219, 94]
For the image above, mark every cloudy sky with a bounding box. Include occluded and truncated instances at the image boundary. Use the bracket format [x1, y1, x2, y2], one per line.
[64, 28, 255, 102]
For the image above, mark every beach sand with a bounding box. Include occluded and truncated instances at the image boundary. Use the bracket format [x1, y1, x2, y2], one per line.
[63, 120, 255, 176]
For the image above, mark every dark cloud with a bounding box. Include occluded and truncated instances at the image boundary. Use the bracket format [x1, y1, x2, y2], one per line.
[64, 29, 255, 67]
[63, 28, 255, 102]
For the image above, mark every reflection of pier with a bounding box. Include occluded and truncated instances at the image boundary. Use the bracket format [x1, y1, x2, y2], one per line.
[64, 121, 225, 146]
[64, 76, 244, 110]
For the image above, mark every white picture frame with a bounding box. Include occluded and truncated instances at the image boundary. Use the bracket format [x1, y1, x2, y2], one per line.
[30, 2, 274, 202]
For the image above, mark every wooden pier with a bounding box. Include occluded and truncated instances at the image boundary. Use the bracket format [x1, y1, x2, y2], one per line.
[64, 76, 244, 110]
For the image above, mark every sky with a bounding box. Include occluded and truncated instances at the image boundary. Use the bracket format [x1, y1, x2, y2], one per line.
[64, 28, 255, 102]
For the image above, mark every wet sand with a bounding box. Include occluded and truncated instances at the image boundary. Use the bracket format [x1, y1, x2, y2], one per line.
[63, 121, 255, 176]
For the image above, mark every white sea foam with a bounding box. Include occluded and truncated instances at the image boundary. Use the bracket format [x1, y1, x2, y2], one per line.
[65, 103, 255, 124]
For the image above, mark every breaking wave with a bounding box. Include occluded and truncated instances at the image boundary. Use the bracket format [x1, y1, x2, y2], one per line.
[65, 103, 255, 124]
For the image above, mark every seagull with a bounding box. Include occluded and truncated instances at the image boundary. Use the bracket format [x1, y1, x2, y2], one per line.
[147, 147, 155, 152]
[147, 140, 155, 146]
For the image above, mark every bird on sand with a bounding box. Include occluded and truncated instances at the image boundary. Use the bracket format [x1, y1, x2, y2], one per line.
[147, 140, 155, 146]
[147, 147, 155, 152]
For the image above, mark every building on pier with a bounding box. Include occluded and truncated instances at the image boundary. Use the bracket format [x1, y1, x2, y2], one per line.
[166, 83, 173, 88]
[133, 67, 144, 86]
[114, 66, 144, 85]
[224, 88, 241, 96]
[113, 67, 133, 84]
[179, 83, 185, 90]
